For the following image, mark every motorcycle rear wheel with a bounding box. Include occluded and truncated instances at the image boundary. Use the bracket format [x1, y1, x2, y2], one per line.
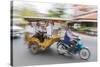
[57, 43, 69, 55]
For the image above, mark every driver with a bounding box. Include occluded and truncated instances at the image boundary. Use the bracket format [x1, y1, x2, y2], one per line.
[64, 25, 78, 50]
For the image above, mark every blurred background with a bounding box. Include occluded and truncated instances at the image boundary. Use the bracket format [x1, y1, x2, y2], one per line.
[12, 1, 97, 37]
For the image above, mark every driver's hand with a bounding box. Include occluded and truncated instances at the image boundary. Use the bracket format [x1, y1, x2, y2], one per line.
[73, 37, 78, 40]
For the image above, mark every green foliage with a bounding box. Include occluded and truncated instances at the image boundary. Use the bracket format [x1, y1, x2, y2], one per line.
[76, 27, 91, 32]
[47, 4, 66, 18]
[20, 19, 28, 28]
[20, 8, 38, 17]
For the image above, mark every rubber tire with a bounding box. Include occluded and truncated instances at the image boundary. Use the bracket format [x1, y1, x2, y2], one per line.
[57, 44, 66, 55]
[79, 48, 91, 60]
[30, 44, 39, 54]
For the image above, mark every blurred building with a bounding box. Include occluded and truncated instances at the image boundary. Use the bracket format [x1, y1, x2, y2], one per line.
[69, 4, 97, 31]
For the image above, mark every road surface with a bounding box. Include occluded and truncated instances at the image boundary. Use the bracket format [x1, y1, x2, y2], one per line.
[12, 33, 97, 66]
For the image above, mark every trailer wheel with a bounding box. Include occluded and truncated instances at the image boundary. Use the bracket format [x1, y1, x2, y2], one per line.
[31, 44, 39, 54]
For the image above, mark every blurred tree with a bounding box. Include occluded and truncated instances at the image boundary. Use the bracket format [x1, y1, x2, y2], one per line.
[20, 19, 28, 28]
[48, 4, 66, 18]
[20, 8, 38, 17]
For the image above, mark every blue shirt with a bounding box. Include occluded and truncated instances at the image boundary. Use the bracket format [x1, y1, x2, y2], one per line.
[63, 30, 72, 45]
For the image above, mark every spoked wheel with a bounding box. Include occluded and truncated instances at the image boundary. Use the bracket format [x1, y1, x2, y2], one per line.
[31, 44, 39, 54]
[79, 48, 90, 60]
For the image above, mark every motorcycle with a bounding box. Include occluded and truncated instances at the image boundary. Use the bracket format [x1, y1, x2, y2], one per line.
[57, 36, 91, 60]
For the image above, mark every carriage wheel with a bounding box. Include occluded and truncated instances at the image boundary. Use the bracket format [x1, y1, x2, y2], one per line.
[31, 44, 39, 54]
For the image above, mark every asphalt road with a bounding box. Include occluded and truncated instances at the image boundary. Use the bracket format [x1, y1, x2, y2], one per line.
[12, 33, 97, 66]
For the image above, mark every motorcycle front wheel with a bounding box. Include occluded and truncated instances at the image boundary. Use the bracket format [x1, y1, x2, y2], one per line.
[79, 48, 90, 60]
